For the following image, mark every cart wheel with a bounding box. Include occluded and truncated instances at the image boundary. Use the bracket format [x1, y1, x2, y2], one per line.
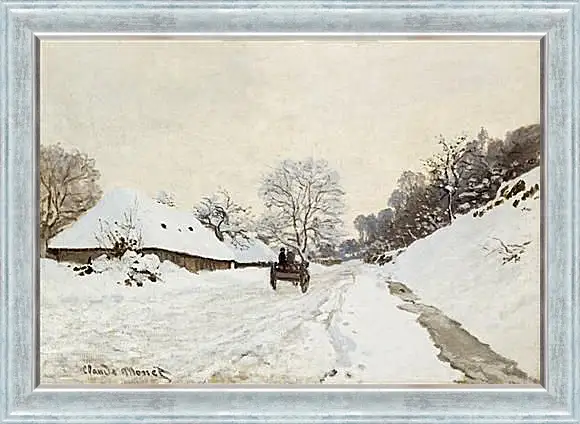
[270, 266, 277, 290]
[300, 273, 310, 293]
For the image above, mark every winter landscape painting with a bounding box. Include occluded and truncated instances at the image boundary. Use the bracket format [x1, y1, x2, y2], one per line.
[40, 40, 541, 385]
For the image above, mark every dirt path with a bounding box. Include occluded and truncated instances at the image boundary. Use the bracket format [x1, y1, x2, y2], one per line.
[387, 281, 539, 384]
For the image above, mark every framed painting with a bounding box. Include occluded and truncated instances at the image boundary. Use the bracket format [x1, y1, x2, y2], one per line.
[1, 1, 578, 423]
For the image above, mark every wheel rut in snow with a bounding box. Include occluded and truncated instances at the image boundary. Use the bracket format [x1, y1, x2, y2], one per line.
[387, 281, 539, 384]
[206, 267, 358, 384]
[310, 268, 358, 369]
[326, 272, 357, 368]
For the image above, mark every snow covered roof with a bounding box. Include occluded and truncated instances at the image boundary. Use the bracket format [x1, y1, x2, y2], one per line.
[226, 238, 277, 264]
[49, 188, 235, 261]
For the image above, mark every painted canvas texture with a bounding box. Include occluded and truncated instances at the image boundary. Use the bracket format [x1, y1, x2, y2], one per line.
[39, 40, 541, 384]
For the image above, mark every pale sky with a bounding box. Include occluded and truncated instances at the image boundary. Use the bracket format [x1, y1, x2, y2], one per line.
[41, 40, 540, 237]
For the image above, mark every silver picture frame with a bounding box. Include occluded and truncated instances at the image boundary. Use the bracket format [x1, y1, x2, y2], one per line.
[1, 1, 578, 423]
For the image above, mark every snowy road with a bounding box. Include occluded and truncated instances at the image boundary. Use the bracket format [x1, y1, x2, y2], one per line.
[41, 259, 461, 384]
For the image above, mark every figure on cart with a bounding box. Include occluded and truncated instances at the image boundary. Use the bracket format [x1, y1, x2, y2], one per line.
[278, 247, 287, 268]
[277, 247, 298, 272]
[270, 247, 310, 293]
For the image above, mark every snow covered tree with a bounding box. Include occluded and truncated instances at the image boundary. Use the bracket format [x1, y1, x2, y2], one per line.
[386, 190, 406, 213]
[258, 158, 345, 260]
[373, 170, 439, 249]
[376, 208, 395, 239]
[424, 135, 489, 223]
[476, 125, 540, 202]
[193, 188, 254, 247]
[354, 212, 388, 244]
[339, 238, 360, 259]
[364, 214, 378, 243]
[392, 183, 445, 243]
[424, 136, 464, 223]
[353, 214, 376, 244]
[312, 242, 339, 259]
[95, 200, 143, 258]
[356, 124, 540, 257]
[453, 130, 504, 214]
[354, 214, 367, 243]
[388, 171, 426, 213]
[40, 143, 102, 256]
[497, 124, 541, 179]
[155, 190, 177, 207]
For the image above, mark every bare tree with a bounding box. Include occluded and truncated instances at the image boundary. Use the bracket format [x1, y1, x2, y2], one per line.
[193, 188, 254, 247]
[40, 144, 102, 256]
[376, 208, 394, 234]
[94, 199, 143, 258]
[353, 214, 367, 243]
[155, 190, 177, 207]
[353, 213, 379, 244]
[339, 238, 360, 259]
[388, 171, 426, 213]
[258, 158, 345, 260]
[483, 237, 532, 265]
[499, 124, 541, 179]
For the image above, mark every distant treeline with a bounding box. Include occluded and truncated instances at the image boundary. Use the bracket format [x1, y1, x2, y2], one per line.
[339, 124, 540, 260]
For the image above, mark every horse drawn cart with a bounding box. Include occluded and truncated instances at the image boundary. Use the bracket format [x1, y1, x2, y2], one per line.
[269, 261, 310, 293]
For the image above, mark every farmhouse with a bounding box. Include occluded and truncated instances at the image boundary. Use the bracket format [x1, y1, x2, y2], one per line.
[226, 238, 277, 268]
[47, 188, 235, 272]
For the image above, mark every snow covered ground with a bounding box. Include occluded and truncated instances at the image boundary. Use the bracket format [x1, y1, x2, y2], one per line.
[41, 258, 460, 384]
[40, 168, 540, 385]
[382, 167, 541, 379]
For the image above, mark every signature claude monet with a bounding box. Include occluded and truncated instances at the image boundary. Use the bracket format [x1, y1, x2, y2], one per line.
[82, 364, 172, 382]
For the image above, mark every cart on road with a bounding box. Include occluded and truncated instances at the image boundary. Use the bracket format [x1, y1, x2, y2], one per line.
[269, 261, 310, 293]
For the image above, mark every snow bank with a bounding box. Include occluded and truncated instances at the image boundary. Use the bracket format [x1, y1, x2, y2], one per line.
[369, 248, 406, 266]
[67, 251, 163, 286]
[41, 258, 283, 384]
[386, 167, 541, 379]
[318, 264, 461, 384]
[49, 188, 234, 261]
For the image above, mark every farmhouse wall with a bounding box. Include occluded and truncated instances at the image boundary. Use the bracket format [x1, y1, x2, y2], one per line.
[48, 248, 110, 265]
[47, 247, 232, 273]
[233, 262, 272, 269]
[140, 248, 232, 272]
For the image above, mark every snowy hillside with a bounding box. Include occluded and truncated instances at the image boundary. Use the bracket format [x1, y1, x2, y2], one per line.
[385, 167, 541, 379]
